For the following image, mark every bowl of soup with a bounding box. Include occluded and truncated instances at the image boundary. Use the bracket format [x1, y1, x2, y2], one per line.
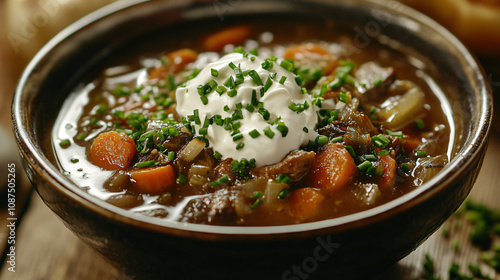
[12, 0, 492, 278]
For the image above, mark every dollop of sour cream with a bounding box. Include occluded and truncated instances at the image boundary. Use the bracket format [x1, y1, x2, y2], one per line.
[176, 52, 318, 167]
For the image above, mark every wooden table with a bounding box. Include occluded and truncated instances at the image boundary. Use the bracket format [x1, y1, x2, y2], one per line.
[1, 6, 500, 280]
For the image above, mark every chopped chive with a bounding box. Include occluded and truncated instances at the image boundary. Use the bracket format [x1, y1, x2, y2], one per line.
[280, 59, 295, 72]
[372, 134, 391, 148]
[211, 68, 219, 77]
[224, 76, 235, 89]
[167, 151, 175, 161]
[279, 76, 287, 84]
[416, 150, 427, 157]
[365, 154, 378, 161]
[251, 90, 258, 106]
[251, 198, 263, 210]
[96, 104, 107, 114]
[135, 160, 158, 168]
[76, 134, 86, 141]
[59, 139, 71, 147]
[209, 175, 229, 187]
[386, 130, 405, 138]
[357, 160, 372, 172]
[276, 121, 289, 137]
[249, 129, 261, 138]
[248, 70, 263, 86]
[263, 77, 273, 92]
[378, 150, 389, 156]
[276, 174, 291, 184]
[199, 127, 208, 135]
[213, 151, 222, 160]
[416, 119, 425, 130]
[366, 165, 376, 176]
[264, 127, 275, 139]
[261, 60, 273, 70]
[224, 105, 230, 112]
[245, 104, 255, 112]
[249, 48, 258, 56]
[303, 127, 309, 133]
[213, 115, 223, 126]
[278, 189, 290, 199]
[232, 121, 241, 130]
[295, 76, 303, 86]
[236, 142, 245, 150]
[232, 109, 244, 120]
[331, 136, 343, 143]
[200, 95, 208, 105]
[70, 158, 79, 163]
[252, 191, 263, 199]
[339, 92, 347, 103]
[235, 102, 243, 109]
[177, 173, 188, 185]
[258, 108, 270, 120]
[400, 163, 411, 172]
[193, 109, 201, 125]
[227, 89, 237, 97]
[216, 85, 227, 95]
[316, 135, 329, 145]
[229, 62, 237, 70]
[232, 134, 243, 142]
[345, 146, 356, 158]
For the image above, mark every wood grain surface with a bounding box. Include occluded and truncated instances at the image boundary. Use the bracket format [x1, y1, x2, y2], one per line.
[0, 1, 499, 279]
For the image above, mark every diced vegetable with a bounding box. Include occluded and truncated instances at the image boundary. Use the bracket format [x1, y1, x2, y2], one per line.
[306, 143, 357, 193]
[284, 43, 338, 74]
[351, 182, 381, 206]
[378, 154, 396, 191]
[201, 25, 252, 52]
[378, 87, 425, 130]
[130, 164, 176, 194]
[178, 139, 206, 162]
[290, 187, 326, 221]
[90, 131, 136, 170]
[149, 48, 198, 80]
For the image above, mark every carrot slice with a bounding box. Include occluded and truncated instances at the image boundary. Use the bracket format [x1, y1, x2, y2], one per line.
[201, 25, 252, 52]
[284, 43, 332, 59]
[284, 43, 338, 75]
[306, 143, 357, 193]
[90, 131, 136, 170]
[379, 154, 397, 191]
[290, 187, 326, 221]
[149, 48, 198, 80]
[130, 165, 176, 194]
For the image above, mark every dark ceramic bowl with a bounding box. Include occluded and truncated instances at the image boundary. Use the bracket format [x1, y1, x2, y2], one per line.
[12, 0, 493, 279]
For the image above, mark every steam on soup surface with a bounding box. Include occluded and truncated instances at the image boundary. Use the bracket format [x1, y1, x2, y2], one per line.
[53, 21, 452, 226]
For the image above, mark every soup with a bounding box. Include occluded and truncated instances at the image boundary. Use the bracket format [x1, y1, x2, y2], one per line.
[52, 21, 451, 226]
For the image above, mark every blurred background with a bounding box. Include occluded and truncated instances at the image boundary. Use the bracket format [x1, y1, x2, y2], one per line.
[0, 0, 499, 279]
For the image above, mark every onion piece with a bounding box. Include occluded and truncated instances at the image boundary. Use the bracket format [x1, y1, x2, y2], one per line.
[179, 139, 205, 162]
[351, 182, 381, 206]
[378, 87, 425, 130]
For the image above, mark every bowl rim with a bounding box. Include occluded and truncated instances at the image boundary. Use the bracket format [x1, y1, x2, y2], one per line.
[12, 0, 493, 238]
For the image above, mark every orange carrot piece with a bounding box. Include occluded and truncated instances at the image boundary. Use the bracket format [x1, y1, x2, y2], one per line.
[284, 43, 332, 59]
[379, 154, 396, 191]
[130, 165, 176, 194]
[290, 187, 326, 221]
[306, 143, 357, 193]
[149, 48, 198, 80]
[201, 25, 252, 52]
[284, 43, 338, 74]
[90, 131, 136, 170]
